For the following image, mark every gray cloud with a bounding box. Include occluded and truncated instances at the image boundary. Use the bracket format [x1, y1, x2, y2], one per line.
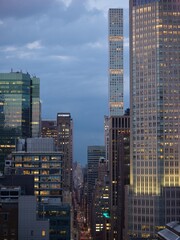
[0, 0, 54, 19]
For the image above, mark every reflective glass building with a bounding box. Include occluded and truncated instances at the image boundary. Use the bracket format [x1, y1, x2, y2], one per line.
[0, 71, 40, 170]
[108, 9, 124, 116]
[129, 0, 180, 238]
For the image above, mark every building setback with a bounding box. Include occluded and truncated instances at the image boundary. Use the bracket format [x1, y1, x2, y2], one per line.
[129, 0, 180, 238]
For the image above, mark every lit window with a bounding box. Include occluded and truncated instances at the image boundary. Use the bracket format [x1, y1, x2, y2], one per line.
[42, 230, 46, 237]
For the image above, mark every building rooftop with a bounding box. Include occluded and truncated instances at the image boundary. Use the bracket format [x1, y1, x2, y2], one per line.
[158, 222, 180, 240]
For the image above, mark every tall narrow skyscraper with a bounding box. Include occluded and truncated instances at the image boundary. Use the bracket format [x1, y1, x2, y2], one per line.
[109, 9, 124, 116]
[57, 113, 73, 191]
[129, 0, 180, 238]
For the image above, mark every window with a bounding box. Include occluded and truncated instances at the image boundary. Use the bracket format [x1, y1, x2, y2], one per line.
[42, 230, 46, 237]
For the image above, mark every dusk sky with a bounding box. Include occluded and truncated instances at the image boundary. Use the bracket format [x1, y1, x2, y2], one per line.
[0, 0, 129, 165]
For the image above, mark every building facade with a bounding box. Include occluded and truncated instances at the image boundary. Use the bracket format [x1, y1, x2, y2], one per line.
[0, 71, 40, 171]
[0, 186, 49, 240]
[11, 138, 63, 202]
[41, 120, 57, 147]
[109, 8, 124, 116]
[91, 158, 110, 240]
[129, 0, 180, 238]
[87, 146, 106, 230]
[109, 114, 130, 240]
[38, 201, 71, 240]
[18, 196, 49, 240]
[57, 113, 73, 192]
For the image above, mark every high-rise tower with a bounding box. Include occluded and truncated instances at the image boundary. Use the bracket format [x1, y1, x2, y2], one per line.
[57, 113, 73, 192]
[0, 71, 40, 171]
[109, 8, 124, 116]
[129, 0, 180, 238]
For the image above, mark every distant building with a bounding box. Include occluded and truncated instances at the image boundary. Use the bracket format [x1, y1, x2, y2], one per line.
[87, 146, 106, 229]
[87, 146, 106, 205]
[108, 8, 124, 116]
[57, 113, 73, 192]
[41, 120, 57, 147]
[104, 115, 110, 162]
[92, 158, 110, 240]
[0, 71, 40, 171]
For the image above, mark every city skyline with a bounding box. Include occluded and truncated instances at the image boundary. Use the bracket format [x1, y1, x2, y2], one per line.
[0, 0, 129, 165]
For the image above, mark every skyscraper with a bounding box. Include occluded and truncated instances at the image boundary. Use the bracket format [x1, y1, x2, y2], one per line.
[109, 114, 130, 240]
[129, 0, 180, 238]
[87, 146, 106, 226]
[57, 113, 73, 191]
[108, 8, 124, 116]
[31, 76, 41, 138]
[0, 71, 40, 171]
[91, 158, 110, 240]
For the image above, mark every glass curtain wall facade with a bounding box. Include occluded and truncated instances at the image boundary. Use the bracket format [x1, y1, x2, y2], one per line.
[109, 9, 124, 116]
[129, 0, 180, 238]
[0, 72, 40, 171]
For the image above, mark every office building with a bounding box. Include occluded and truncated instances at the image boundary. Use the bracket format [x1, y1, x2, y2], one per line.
[109, 114, 130, 240]
[38, 200, 71, 240]
[0, 186, 49, 240]
[41, 120, 57, 147]
[18, 196, 49, 240]
[11, 138, 63, 202]
[0, 174, 34, 195]
[129, 0, 180, 238]
[87, 146, 106, 230]
[87, 146, 106, 204]
[31, 76, 41, 138]
[91, 158, 110, 240]
[0, 71, 40, 171]
[57, 113, 73, 191]
[104, 115, 110, 161]
[108, 8, 124, 116]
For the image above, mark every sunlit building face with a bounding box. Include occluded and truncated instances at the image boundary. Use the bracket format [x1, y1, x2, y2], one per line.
[130, 0, 180, 238]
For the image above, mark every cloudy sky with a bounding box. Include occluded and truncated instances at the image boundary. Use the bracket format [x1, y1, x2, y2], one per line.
[0, 0, 129, 165]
